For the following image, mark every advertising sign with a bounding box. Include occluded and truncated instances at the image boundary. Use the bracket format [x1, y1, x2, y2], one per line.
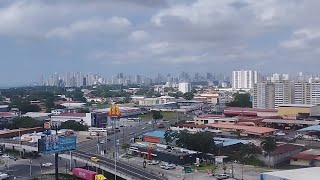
[38, 135, 77, 154]
[108, 105, 121, 117]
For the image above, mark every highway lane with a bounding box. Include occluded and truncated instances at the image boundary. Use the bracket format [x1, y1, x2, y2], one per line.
[77, 122, 167, 153]
[73, 150, 165, 180]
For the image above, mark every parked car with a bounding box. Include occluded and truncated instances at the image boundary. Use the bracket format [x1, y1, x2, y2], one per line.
[275, 131, 286, 136]
[1, 154, 9, 158]
[160, 164, 175, 170]
[216, 174, 230, 180]
[91, 157, 99, 162]
[42, 162, 53, 167]
[148, 160, 160, 165]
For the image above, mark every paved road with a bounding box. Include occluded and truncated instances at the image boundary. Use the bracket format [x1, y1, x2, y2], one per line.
[0, 154, 74, 179]
[77, 121, 169, 154]
[73, 150, 165, 180]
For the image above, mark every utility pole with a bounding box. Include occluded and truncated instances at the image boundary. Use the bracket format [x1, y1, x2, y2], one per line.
[19, 128, 22, 158]
[54, 123, 59, 180]
[29, 158, 32, 178]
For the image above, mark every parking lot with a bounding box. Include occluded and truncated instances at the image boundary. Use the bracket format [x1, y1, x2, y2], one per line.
[119, 156, 269, 180]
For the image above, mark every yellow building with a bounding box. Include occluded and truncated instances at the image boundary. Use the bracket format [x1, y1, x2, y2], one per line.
[278, 104, 313, 118]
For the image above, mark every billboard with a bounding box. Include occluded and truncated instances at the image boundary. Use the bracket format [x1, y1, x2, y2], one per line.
[38, 135, 77, 154]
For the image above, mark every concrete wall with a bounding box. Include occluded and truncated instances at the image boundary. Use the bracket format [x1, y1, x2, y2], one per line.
[258, 147, 304, 167]
[290, 159, 311, 166]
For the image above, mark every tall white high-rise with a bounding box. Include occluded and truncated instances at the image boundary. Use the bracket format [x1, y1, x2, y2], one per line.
[178, 82, 191, 93]
[232, 70, 258, 90]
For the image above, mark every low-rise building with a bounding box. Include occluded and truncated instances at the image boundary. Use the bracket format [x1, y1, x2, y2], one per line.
[258, 143, 304, 167]
[170, 123, 208, 133]
[278, 104, 315, 119]
[290, 149, 320, 167]
[51, 113, 94, 126]
[129, 142, 199, 165]
[224, 107, 278, 117]
[194, 93, 219, 104]
[206, 124, 275, 137]
[194, 116, 238, 125]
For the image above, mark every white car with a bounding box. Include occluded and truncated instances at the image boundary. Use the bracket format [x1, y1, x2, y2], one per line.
[216, 174, 230, 180]
[160, 164, 175, 170]
[148, 160, 160, 165]
[42, 162, 53, 167]
[1, 154, 9, 158]
[275, 131, 286, 136]
[0, 173, 9, 180]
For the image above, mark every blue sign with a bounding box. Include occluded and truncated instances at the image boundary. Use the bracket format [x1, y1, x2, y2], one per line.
[38, 135, 77, 154]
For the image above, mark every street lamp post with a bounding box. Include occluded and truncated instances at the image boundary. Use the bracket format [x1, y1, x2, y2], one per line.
[52, 121, 61, 180]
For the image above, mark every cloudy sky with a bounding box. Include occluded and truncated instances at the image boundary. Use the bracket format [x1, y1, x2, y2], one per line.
[0, 0, 319, 86]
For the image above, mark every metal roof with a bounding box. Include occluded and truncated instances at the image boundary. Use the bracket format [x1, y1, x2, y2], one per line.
[143, 131, 166, 138]
[260, 167, 320, 180]
[297, 125, 320, 131]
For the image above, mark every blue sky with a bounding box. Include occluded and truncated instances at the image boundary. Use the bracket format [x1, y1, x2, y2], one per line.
[0, 0, 320, 86]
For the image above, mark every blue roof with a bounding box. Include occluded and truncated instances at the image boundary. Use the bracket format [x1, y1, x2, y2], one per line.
[297, 125, 320, 132]
[143, 131, 165, 138]
[214, 137, 252, 147]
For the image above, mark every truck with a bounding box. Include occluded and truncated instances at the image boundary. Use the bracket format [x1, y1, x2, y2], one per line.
[72, 168, 106, 180]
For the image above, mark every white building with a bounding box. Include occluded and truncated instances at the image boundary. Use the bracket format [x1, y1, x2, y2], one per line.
[232, 70, 258, 90]
[138, 96, 175, 106]
[51, 113, 94, 126]
[178, 82, 191, 93]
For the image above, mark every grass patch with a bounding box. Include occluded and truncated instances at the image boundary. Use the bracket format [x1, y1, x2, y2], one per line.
[96, 102, 110, 109]
[192, 164, 215, 171]
[242, 157, 265, 167]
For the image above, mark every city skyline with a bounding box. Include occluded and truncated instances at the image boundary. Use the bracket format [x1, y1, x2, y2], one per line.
[1, 0, 320, 86]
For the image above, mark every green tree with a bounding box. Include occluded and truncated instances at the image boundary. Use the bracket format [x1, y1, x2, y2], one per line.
[261, 136, 277, 168]
[226, 93, 252, 107]
[164, 130, 178, 145]
[183, 92, 194, 100]
[151, 110, 163, 123]
[176, 130, 215, 153]
[239, 143, 262, 163]
[168, 91, 184, 99]
[60, 120, 88, 131]
[10, 117, 43, 129]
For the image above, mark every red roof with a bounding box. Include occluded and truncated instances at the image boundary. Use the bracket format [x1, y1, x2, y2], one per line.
[271, 144, 304, 156]
[0, 112, 17, 117]
[53, 113, 86, 117]
[291, 153, 319, 160]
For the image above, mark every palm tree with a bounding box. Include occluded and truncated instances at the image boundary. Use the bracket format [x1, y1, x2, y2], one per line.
[260, 136, 277, 168]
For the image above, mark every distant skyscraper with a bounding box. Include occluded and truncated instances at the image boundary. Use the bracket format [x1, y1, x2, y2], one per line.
[179, 82, 192, 93]
[232, 70, 258, 90]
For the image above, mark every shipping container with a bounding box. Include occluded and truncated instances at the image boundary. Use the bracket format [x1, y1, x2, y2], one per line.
[72, 168, 97, 180]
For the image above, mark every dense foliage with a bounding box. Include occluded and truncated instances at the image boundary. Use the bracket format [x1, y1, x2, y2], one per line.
[60, 120, 88, 131]
[226, 93, 252, 107]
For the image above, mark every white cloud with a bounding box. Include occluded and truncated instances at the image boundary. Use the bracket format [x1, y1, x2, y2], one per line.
[128, 30, 149, 41]
[46, 17, 131, 38]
